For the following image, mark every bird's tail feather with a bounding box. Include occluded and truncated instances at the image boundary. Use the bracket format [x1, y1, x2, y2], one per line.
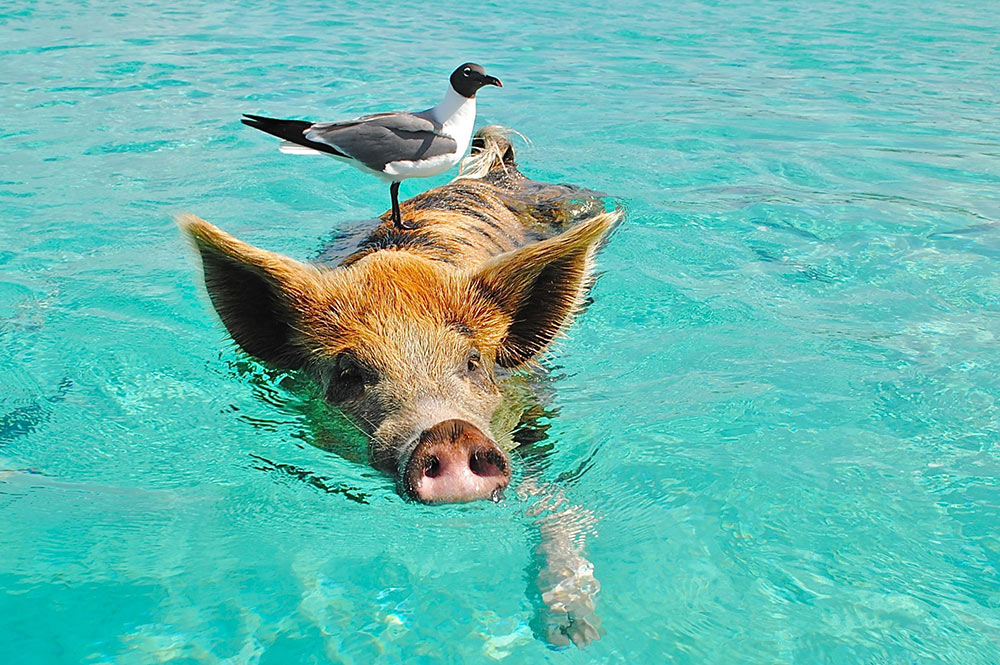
[241, 114, 312, 143]
[279, 141, 325, 155]
[241, 114, 344, 157]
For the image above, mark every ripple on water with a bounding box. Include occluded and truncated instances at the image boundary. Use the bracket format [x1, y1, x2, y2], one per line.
[2, 0, 1000, 662]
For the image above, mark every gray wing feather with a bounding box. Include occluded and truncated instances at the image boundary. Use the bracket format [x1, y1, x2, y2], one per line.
[304, 112, 458, 171]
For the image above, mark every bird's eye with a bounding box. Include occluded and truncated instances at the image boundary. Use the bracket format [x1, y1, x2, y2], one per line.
[466, 348, 481, 374]
[463, 67, 471, 77]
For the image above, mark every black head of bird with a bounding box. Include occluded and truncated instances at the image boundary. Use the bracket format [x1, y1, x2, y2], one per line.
[450, 63, 503, 98]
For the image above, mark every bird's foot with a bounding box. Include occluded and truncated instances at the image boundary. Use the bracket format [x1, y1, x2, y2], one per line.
[392, 210, 417, 230]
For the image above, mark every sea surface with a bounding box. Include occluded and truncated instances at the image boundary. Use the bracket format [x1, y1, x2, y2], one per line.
[2, 0, 999, 663]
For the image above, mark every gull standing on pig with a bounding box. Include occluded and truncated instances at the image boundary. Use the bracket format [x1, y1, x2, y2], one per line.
[241, 63, 502, 230]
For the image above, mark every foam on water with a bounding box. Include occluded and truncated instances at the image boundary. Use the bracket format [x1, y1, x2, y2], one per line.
[2, 0, 999, 663]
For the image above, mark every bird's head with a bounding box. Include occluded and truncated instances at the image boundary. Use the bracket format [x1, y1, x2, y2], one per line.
[450, 63, 502, 98]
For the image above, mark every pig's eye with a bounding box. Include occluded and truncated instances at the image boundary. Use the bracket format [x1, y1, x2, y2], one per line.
[466, 348, 482, 375]
[326, 355, 372, 402]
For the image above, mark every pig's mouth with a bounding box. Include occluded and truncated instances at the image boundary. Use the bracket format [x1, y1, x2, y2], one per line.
[401, 419, 511, 504]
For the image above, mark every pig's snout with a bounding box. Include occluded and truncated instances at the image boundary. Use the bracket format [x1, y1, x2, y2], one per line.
[403, 419, 510, 503]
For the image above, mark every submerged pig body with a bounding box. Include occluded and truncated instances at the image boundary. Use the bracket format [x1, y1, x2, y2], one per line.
[182, 126, 619, 503]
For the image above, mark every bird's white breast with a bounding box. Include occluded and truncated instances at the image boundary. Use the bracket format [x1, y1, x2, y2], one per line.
[431, 87, 477, 160]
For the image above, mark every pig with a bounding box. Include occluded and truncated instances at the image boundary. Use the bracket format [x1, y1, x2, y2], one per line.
[180, 126, 619, 646]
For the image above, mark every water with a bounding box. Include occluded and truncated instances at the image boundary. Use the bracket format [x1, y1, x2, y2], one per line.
[2, 0, 999, 662]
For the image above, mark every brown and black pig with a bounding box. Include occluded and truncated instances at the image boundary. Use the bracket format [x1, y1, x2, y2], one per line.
[180, 126, 619, 646]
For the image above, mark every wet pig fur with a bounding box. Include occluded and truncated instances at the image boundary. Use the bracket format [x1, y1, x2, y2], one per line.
[180, 126, 619, 645]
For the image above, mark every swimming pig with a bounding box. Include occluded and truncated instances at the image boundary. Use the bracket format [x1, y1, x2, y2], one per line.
[181, 127, 618, 503]
[181, 126, 618, 645]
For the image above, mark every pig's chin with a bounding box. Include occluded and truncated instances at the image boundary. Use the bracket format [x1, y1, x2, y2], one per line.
[398, 419, 511, 504]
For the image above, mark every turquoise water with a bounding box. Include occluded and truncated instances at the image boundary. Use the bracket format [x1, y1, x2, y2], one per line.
[2, 0, 999, 662]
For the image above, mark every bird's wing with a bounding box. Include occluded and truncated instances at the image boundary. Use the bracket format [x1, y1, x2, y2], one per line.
[304, 112, 458, 171]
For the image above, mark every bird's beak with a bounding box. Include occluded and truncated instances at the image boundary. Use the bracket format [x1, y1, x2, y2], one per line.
[484, 75, 503, 88]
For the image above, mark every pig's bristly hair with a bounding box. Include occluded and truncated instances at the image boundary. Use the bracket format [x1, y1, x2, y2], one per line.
[179, 125, 622, 372]
[454, 125, 527, 181]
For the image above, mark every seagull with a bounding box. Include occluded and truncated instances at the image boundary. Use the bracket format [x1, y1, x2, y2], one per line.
[241, 63, 502, 229]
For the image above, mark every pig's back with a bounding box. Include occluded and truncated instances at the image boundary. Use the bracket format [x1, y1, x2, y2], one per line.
[316, 174, 608, 270]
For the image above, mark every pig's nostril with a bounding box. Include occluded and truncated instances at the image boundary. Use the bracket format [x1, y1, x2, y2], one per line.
[469, 449, 506, 477]
[403, 421, 511, 503]
[424, 456, 441, 478]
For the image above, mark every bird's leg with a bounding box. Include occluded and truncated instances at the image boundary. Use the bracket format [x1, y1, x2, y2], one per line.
[390, 182, 401, 226]
[390, 181, 413, 230]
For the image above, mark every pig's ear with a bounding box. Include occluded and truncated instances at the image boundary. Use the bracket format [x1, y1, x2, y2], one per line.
[472, 209, 620, 368]
[178, 214, 322, 370]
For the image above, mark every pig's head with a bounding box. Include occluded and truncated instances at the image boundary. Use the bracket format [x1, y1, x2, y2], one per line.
[180, 211, 616, 503]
